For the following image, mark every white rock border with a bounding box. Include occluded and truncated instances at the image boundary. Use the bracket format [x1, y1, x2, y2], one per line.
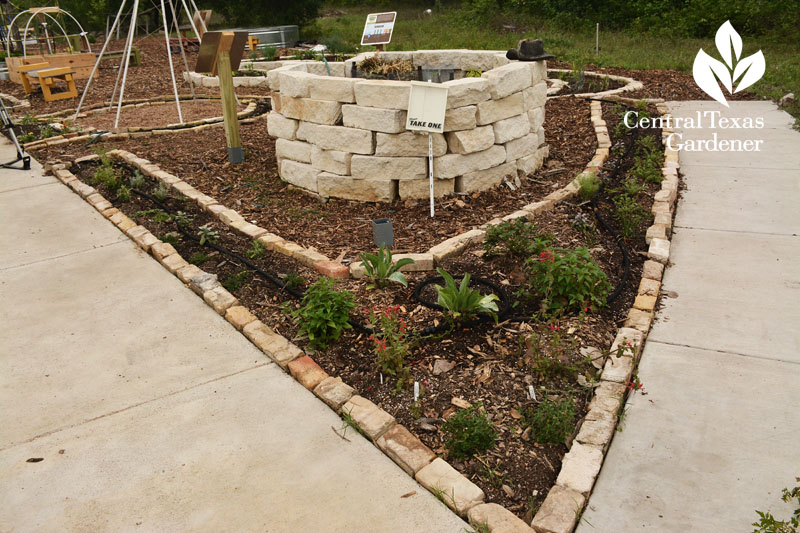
[547, 69, 643, 99]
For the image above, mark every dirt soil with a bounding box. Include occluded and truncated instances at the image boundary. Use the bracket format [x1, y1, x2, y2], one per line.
[74, 99, 244, 130]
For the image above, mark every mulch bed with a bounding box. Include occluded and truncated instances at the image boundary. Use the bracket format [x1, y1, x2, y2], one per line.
[30, 95, 595, 260]
[74, 99, 243, 130]
[65, 94, 661, 517]
[0, 37, 269, 117]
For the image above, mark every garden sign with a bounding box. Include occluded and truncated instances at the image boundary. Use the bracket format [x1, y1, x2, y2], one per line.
[360, 12, 396, 48]
[406, 81, 448, 217]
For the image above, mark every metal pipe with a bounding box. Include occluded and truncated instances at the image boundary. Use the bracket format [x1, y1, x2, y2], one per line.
[114, 0, 140, 128]
[160, 0, 183, 123]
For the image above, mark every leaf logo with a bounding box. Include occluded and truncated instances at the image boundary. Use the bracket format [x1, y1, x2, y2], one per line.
[692, 20, 765, 107]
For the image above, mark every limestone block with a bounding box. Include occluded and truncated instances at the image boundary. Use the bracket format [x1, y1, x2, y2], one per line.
[281, 160, 320, 192]
[429, 229, 485, 262]
[203, 286, 239, 315]
[176, 264, 203, 284]
[575, 416, 616, 448]
[442, 77, 490, 109]
[468, 503, 533, 533]
[555, 442, 603, 495]
[642, 260, 664, 281]
[505, 132, 539, 162]
[311, 147, 352, 175]
[648, 238, 670, 264]
[309, 76, 359, 102]
[587, 381, 626, 414]
[476, 92, 524, 125]
[305, 61, 346, 76]
[297, 122, 374, 154]
[493, 113, 531, 144]
[376, 424, 436, 476]
[625, 307, 654, 333]
[517, 145, 549, 175]
[160, 253, 188, 274]
[443, 105, 477, 132]
[341, 395, 396, 440]
[313, 376, 356, 411]
[267, 112, 298, 140]
[434, 145, 506, 179]
[415, 458, 485, 515]
[446, 125, 495, 154]
[456, 162, 517, 192]
[288, 355, 329, 390]
[523, 81, 548, 111]
[375, 131, 447, 157]
[277, 71, 315, 97]
[601, 353, 633, 384]
[342, 105, 407, 134]
[528, 106, 545, 132]
[267, 63, 307, 91]
[354, 80, 410, 110]
[276, 138, 312, 164]
[351, 155, 426, 180]
[317, 173, 396, 202]
[225, 306, 258, 331]
[528, 60, 547, 85]
[531, 485, 586, 533]
[398, 178, 454, 199]
[481, 62, 531, 99]
[280, 97, 342, 125]
[413, 49, 499, 71]
[150, 242, 177, 261]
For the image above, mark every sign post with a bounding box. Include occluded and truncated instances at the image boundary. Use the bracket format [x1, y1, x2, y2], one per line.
[194, 30, 248, 164]
[405, 81, 448, 217]
[360, 12, 396, 50]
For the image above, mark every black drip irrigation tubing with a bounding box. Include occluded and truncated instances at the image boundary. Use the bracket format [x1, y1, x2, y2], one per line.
[125, 99, 640, 337]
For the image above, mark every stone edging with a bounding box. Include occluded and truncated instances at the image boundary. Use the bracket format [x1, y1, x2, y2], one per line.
[547, 69, 643, 99]
[528, 102, 679, 533]
[0, 91, 30, 109]
[184, 70, 270, 89]
[22, 99, 260, 151]
[349, 99, 612, 279]
[45, 157, 537, 532]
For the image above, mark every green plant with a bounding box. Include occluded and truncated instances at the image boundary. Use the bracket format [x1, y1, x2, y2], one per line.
[753, 479, 800, 532]
[38, 125, 58, 139]
[197, 224, 219, 245]
[18, 133, 36, 144]
[360, 245, 415, 289]
[20, 114, 38, 126]
[172, 211, 193, 228]
[116, 184, 131, 203]
[160, 233, 180, 246]
[366, 305, 411, 390]
[246, 239, 267, 260]
[484, 218, 553, 257]
[283, 272, 306, 291]
[469, 519, 490, 533]
[261, 46, 278, 61]
[92, 165, 119, 190]
[248, 50, 260, 60]
[222, 270, 250, 292]
[189, 252, 210, 265]
[129, 170, 146, 190]
[630, 156, 663, 184]
[340, 407, 367, 439]
[612, 194, 650, 238]
[292, 277, 354, 349]
[523, 248, 612, 314]
[435, 268, 500, 322]
[577, 172, 601, 202]
[136, 209, 170, 223]
[522, 397, 576, 444]
[95, 147, 112, 167]
[610, 177, 646, 198]
[465, 69, 483, 77]
[152, 183, 170, 202]
[442, 403, 497, 459]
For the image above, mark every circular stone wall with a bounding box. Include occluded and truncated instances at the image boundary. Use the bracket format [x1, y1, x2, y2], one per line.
[266, 50, 549, 202]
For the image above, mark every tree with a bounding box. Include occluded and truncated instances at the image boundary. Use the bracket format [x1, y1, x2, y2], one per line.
[198, 0, 322, 27]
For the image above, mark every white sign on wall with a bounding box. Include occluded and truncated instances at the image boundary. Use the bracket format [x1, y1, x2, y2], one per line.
[361, 12, 397, 46]
[405, 81, 448, 134]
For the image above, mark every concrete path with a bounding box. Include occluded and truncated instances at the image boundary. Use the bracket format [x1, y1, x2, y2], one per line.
[580, 101, 800, 531]
[0, 137, 467, 532]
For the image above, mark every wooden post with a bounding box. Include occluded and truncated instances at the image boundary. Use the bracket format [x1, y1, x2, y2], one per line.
[216, 32, 243, 164]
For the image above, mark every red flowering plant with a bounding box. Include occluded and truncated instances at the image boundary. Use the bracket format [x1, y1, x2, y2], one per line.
[366, 305, 412, 391]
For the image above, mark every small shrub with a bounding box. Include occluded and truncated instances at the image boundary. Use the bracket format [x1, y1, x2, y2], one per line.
[292, 277, 354, 349]
[128, 170, 146, 190]
[20, 114, 38, 126]
[609, 177, 646, 198]
[484, 218, 553, 257]
[366, 305, 411, 390]
[261, 46, 278, 61]
[172, 211, 193, 228]
[613, 194, 650, 238]
[246, 239, 267, 260]
[522, 397, 576, 444]
[283, 272, 305, 291]
[435, 268, 499, 322]
[188, 252, 209, 265]
[92, 165, 118, 190]
[160, 232, 180, 246]
[753, 479, 800, 532]
[152, 183, 170, 202]
[95, 147, 112, 167]
[442, 403, 497, 459]
[630, 157, 662, 184]
[18, 132, 36, 144]
[360, 245, 415, 289]
[116, 184, 131, 203]
[523, 248, 611, 314]
[248, 50, 260, 60]
[222, 270, 249, 292]
[577, 172, 601, 201]
[465, 69, 483, 78]
[197, 224, 219, 245]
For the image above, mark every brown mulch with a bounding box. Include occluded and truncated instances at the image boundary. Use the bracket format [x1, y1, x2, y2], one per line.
[30, 95, 595, 260]
[74, 99, 243, 130]
[0, 37, 270, 118]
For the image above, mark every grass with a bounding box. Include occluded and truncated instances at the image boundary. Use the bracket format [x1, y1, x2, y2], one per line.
[306, 5, 799, 120]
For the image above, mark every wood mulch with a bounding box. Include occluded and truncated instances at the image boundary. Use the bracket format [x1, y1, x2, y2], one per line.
[74, 99, 244, 130]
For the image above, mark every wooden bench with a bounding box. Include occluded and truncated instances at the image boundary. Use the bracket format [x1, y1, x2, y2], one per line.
[18, 63, 78, 102]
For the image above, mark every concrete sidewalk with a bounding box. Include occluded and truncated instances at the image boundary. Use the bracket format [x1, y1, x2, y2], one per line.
[0, 137, 467, 532]
[580, 101, 800, 531]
